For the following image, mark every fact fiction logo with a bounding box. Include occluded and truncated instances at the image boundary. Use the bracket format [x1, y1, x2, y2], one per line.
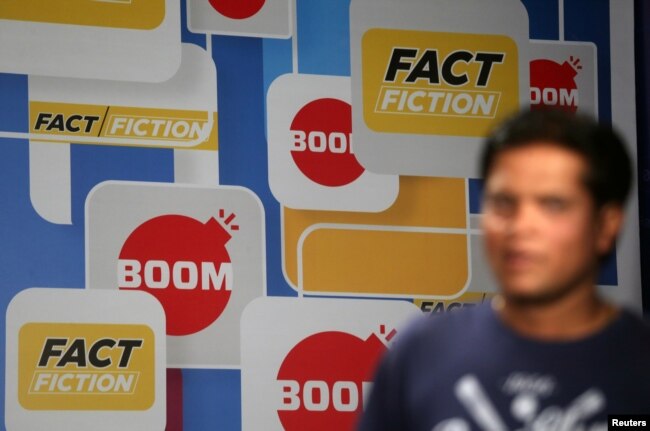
[29, 102, 217, 150]
[18, 323, 155, 411]
[361, 29, 519, 137]
[118, 212, 238, 336]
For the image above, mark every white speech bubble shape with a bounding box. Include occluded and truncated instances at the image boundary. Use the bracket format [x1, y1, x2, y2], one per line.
[27, 43, 218, 224]
[267, 73, 398, 212]
[85, 181, 266, 368]
[0, 0, 180, 82]
[350, 0, 530, 177]
[241, 296, 420, 430]
[5, 288, 166, 431]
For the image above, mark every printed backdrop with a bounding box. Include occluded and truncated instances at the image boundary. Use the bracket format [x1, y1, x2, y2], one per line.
[0, 0, 641, 430]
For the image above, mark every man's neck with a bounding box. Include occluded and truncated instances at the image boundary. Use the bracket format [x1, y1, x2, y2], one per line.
[493, 282, 619, 341]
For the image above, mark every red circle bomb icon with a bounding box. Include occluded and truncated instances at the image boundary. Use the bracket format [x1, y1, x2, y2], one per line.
[290, 98, 365, 187]
[209, 0, 265, 20]
[530, 56, 582, 113]
[276, 327, 394, 430]
[118, 213, 237, 336]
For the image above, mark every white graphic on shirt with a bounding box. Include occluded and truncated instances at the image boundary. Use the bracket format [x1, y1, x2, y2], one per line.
[432, 374, 607, 431]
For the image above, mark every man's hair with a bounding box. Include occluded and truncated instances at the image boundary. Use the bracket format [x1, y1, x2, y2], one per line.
[480, 109, 633, 208]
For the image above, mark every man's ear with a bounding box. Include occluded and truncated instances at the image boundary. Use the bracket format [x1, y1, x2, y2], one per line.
[596, 204, 624, 256]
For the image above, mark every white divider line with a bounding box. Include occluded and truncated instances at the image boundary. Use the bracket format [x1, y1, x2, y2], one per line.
[0, 131, 31, 139]
[292, 0, 299, 73]
[559, 0, 565, 41]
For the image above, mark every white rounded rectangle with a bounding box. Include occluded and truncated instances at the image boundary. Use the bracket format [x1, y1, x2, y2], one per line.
[267, 73, 398, 212]
[241, 296, 419, 430]
[0, 0, 181, 82]
[350, 0, 530, 177]
[85, 181, 266, 368]
[5, 288, 166, 431]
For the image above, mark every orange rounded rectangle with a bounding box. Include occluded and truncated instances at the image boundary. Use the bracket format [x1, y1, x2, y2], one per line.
[301, 228, 468, 297]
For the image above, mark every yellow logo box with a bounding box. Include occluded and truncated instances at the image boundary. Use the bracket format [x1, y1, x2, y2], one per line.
[18, 323, 155, 411]
[0, 0, 165, 30]
[362, 29, 519, 137]
[29, 101, 218, 150]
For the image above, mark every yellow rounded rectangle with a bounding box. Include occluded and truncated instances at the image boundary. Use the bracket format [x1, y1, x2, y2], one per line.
[362, 29, 519, 137]
[18, 323, 155, 411]
[301, 228, 468, 297]
[283, 177, 467, 291]
[0, 0, 165, 30]
[29, 101, 218, 150]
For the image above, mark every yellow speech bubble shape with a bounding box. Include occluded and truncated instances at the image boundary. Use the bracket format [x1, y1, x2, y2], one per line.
[284, 176, 470, 297]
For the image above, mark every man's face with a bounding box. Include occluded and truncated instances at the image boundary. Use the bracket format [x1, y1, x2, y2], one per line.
[482, 142, 609, 304]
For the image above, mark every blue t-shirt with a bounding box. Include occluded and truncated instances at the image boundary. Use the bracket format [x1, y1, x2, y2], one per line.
[358, 304, 650, 431]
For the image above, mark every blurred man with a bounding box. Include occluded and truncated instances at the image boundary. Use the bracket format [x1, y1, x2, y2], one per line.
[358, 109, 650, 431]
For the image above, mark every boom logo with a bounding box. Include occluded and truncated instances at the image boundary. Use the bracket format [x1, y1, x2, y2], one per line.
[276, 328, 393, 430]
[361, 29, 519, 137]
[530, 57, 581, 112]
[209, 0, 265, 19]
[18, 323, 155, 410]
[118, 213, 237, 336]
[289, 98, 363, 187]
